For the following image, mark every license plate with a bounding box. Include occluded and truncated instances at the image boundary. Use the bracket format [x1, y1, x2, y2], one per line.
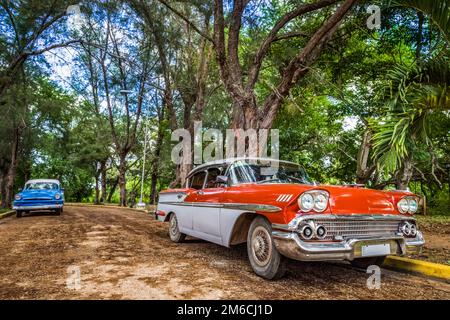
[361, 243, 390, 257]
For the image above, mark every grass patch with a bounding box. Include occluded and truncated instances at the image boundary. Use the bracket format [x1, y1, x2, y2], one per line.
[0, 208, 13, 215]
[416, 214, 450, 235]
[416, 215, 450, 225]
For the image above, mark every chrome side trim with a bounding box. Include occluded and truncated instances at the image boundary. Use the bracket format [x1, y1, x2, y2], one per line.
[158, 201, 282, 213]
[224, 203, 282, 212]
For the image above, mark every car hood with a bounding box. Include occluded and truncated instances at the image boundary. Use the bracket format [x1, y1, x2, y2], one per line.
[321, 185, 411, 215]
[233, 183, 412, 215]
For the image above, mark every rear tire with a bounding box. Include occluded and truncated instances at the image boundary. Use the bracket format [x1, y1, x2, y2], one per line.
[16, 210, 22, 218]
[247, 216, 286, 280]
[168, 213, 186, 243]
[350, 256, 386, 269]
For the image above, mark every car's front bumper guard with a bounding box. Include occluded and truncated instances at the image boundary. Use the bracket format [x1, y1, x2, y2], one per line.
[13, 204, 63, 211]
[272, 229, 424, 261]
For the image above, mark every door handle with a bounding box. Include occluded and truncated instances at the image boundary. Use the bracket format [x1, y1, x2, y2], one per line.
[196, 190, 204, 195]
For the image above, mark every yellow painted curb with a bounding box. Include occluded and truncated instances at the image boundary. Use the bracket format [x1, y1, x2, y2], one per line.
[0, 210, 15, 219]
[65, 203, 152, 212]
[384, 256, 450, 281]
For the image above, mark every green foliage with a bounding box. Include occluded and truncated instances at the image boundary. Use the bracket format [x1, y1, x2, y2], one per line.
[371, 54, 450, 175]
[393, 0, 450, 42]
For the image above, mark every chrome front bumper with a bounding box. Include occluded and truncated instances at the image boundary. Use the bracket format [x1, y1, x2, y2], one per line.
[13, 204, 63, 211]
[272, 230, 424, 261]
[272, 214, 425, 261]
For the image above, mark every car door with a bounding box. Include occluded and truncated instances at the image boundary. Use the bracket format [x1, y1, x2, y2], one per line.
[191, 167, 225, 244]
[179, 170, 208, 232]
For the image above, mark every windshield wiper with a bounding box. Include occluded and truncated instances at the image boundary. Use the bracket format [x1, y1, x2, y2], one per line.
[257, 178, 281, 184]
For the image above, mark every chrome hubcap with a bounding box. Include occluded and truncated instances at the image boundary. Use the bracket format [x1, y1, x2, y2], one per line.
[169, 215, 178, 237]
[251, 226, 272, 267]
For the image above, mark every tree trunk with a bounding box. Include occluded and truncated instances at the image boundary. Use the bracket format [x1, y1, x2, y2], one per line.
[0, 173, 6, 208]
[356, 130, 375, 184]
[100, 161, 107, 203]
[94, 173, 100, 205]
[230, 97, 259, 130]
[107, 176, 119, 203]
[396, 156, 413, 190]
[5, 128, 19, 208]
[416, 11, 424, 59]
[118, 153, 127, 207]
[149, 121, 165, 203]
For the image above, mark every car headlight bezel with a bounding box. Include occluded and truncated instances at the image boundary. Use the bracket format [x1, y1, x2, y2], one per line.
[55, 193, 61, 200]
[298, 190, 329, 213]
[14, 194, 21, 200]
[398, 196, 419, 214]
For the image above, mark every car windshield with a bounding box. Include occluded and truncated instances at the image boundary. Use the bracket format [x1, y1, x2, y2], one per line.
[228, 160, 312, 185]
[25, 182, 59, 190]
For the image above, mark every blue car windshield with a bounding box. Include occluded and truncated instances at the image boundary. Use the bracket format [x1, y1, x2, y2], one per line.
[25, 182, 59, 190]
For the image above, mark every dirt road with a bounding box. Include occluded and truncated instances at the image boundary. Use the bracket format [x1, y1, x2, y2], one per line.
[0, 205, 448, 299]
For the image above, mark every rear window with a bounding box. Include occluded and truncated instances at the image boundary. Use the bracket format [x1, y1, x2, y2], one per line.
[25, 182, 59, 190]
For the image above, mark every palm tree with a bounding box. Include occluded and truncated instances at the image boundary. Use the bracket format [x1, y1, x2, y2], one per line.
[370, 0, 449, 189]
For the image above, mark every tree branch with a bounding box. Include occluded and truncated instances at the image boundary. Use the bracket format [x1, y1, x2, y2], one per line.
[260, 0, 357, 129]
[246, 0, 340, 91]
[227, 0, 248, 91]
[157, 0, 214, 43]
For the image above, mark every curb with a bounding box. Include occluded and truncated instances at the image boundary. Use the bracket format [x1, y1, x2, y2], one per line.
[65, 203, 153, 212]
[0, 210, 15, 219]
[384, 256, 450, 281]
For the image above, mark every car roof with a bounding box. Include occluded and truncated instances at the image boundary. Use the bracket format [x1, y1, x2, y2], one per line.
[25, 179, 60, 185]
[187, 157, 299, 177]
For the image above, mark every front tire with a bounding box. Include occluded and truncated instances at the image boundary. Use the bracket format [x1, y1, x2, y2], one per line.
[55, 208, 61, 215]
[16, 210, 22, 218]
[168, 213, 186, 243]
[247, 216, 286, 280]
[350, 256, 386, 269]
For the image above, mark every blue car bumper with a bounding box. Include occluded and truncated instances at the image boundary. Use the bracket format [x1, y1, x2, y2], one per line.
[13, 201, 63, 211]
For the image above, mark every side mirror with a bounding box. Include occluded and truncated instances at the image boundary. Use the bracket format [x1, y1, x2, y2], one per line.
[215, 175, 228, 186]
[60, 188, 65, 192]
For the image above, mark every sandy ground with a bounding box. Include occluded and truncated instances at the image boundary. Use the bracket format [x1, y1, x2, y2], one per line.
[0, 205, 448, 300]
[415, 217, 450, 265]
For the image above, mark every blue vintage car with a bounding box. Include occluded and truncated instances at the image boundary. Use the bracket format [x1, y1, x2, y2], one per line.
[13, 179, 64, 218]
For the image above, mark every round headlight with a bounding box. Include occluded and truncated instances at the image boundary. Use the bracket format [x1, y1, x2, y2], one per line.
[55, 193, 61, 200]
[299, 225, 314, 239]
[314, 194, 328, 212]
[299, 193, 314, 212]
[408, 198, 418, 213]
[316, 225, 327, 239]
[397, 198, 409, 214]
[400, 222, 411, 236]
[14, 194, 21, 200]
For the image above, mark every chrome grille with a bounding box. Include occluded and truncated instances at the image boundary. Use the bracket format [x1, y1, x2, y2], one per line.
[308, 218, 405, 240]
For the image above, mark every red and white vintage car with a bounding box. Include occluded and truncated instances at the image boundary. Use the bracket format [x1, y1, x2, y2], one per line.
[155, 158, 424, 279]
